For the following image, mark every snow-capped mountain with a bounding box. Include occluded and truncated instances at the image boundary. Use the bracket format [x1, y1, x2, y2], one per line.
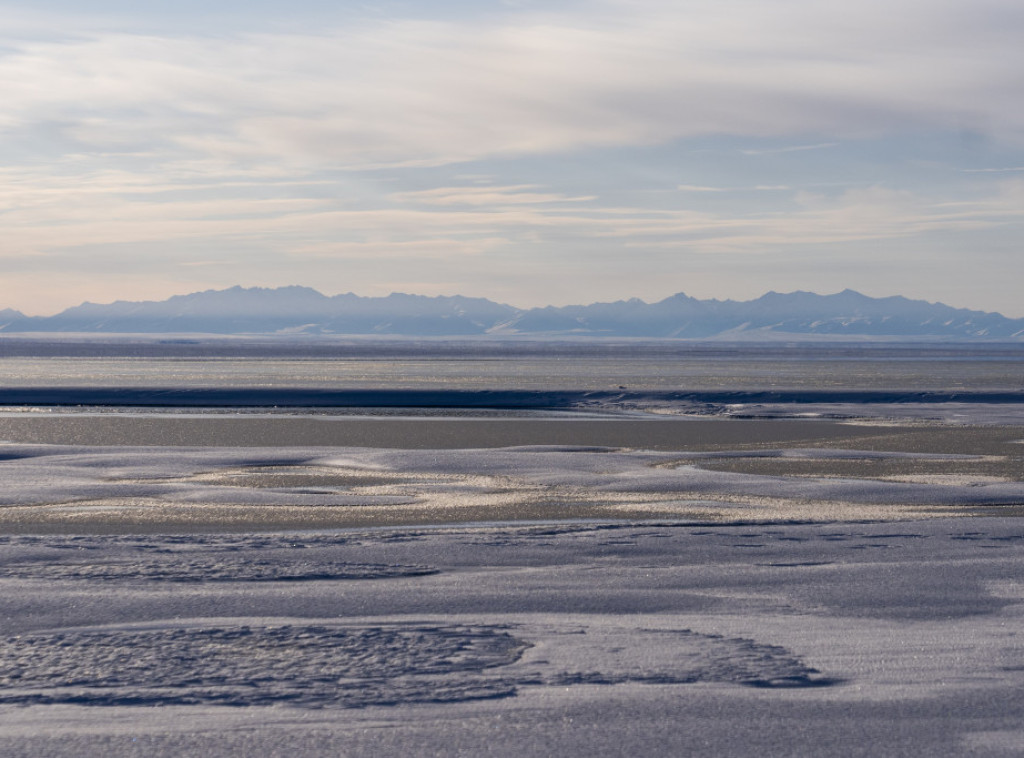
[496, 289, 1024, 339]
[1, 287, 1021, 339]
[4, 287, 518, 336]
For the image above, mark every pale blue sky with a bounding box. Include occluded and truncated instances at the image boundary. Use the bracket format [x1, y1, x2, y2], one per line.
[2, 0, 1023, 315]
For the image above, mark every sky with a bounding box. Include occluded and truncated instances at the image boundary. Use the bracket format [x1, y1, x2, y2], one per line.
[1, 0, 1023, 317]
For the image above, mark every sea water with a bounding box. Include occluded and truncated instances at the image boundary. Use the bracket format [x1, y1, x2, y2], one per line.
[0, 338, 1021, 393]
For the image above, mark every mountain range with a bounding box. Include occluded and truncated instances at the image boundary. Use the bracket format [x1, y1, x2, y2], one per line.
[0, 286, 1021, 340]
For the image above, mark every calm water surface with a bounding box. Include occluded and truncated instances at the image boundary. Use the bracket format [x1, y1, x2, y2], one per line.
[0, 339, 1021, 392]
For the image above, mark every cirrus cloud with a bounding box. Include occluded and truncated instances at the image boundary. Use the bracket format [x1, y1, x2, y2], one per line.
[1, 0, 1023, 316]
[1, 0, 1022, 172]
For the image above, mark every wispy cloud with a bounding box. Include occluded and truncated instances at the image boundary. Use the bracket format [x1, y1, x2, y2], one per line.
[0, 1, 1022, 315]
[740, 143, 837, 156]
[287, 238, 509, 260]
[2, 2, 1022, 173]
[392, 185, 596, 206]
[677, 184, 792, 193]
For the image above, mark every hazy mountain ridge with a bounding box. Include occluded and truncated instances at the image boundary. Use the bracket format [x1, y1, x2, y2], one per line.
[0, 286, 1021, 339]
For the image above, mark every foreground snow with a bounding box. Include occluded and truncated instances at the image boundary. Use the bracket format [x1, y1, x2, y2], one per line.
[0, 435, 1021, 755]
[0, 519, 1023, 756]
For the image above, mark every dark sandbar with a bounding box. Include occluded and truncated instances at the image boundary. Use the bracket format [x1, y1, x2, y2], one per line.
[0, 414, 880, 449]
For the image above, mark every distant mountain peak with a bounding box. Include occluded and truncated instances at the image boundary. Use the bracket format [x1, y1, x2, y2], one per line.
[0, 287, 1019, 339]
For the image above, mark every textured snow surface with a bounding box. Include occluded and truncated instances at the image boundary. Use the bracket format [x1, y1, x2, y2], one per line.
[1, 521, 1024, 756]
[0, 619, 829, 708]
[0, 440, 1019, 518]
[0, 438, 1022, 755]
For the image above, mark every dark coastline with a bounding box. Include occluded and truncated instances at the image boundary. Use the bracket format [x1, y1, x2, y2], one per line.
[2, 386, 1024, 408]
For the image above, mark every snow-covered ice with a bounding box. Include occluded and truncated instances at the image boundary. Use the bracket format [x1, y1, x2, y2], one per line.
[1, 519, 1024, 756]
[0, 440, 1020, 535]
[0, 409, 1020, 755]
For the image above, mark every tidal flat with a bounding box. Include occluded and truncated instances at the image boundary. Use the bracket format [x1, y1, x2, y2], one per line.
[0, 415, 1020, 532]
[0, 340, 1023, 756]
